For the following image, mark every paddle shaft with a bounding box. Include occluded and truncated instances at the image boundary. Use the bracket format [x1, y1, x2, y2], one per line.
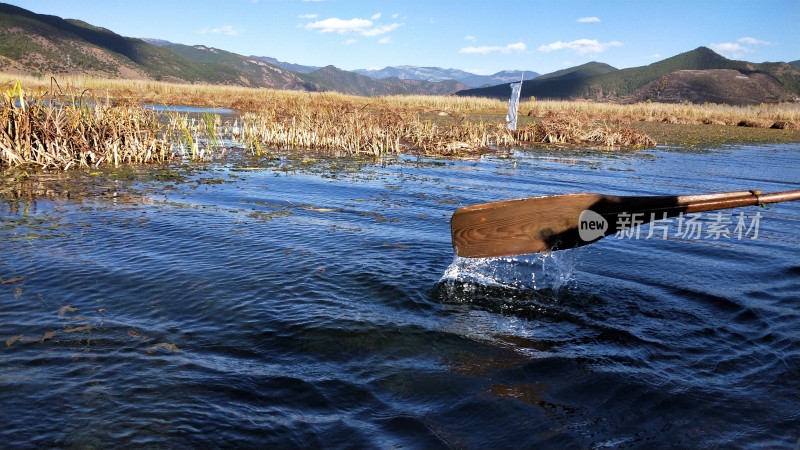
[451, 189, 800, 258]
[634, 190, 800, 215]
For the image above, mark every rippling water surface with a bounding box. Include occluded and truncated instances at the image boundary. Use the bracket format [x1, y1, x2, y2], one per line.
[2, 145, 799, 449]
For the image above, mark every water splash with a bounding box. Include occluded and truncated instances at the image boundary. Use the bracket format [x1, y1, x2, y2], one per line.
[439, 250, 579, 294]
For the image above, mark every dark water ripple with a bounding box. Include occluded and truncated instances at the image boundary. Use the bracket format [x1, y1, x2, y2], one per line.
[2, 145, 799, 449]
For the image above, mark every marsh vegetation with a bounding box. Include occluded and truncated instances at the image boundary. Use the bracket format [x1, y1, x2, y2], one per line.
[2, 75, 799, 170]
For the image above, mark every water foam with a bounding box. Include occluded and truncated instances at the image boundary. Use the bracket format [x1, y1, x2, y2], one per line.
[439, 250, 579, 293]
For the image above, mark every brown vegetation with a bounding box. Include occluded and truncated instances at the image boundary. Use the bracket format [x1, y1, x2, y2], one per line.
[3, 74, 799, 170]
[516, 116, 657, 148]
[522, 99, 800, 130]
[1, 81, 171, 169]
[5, 73, 798, 126]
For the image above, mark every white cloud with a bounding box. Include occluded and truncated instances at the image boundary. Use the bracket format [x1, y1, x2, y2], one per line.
[298, 14, 318, 19]
[537, 39, 622, 54]
[371, 12, 382, 20]
[711, 42, 747, 53]
[710, 37, 770, 58]
[344, 39, 357, 45]
[304, 16, 402, 37]
[197, 25, 244, 36]
[460, 42, 527, 55]
[710, 42, 747, 56]
[378, 37, 392, 44]
[737, 36, 770, 46]
[647, 53, 662, 59]
[360, 23, 401, 37]
[305, 18, 373, 34]
[577, 17, 600, 23]
[464, 35, 478, 42]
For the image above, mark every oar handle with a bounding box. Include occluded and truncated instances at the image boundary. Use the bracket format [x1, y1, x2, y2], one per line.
[757, 190, 800, 204]
[675, 189, 800, 215]
[603, 190, 800, 233]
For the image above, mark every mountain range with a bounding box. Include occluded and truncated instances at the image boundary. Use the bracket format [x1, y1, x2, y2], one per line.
[458, 47, 800, 105]
[353, 66, 539, 88]
[1, 3, 798, 105]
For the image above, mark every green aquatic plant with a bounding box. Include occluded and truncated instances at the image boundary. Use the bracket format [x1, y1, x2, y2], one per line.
[202, 112, 220, 151]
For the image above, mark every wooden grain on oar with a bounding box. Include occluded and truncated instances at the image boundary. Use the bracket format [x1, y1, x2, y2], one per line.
[451, 189, 800, 258]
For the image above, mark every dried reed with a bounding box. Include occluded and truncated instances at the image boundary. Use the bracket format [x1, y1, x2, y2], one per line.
[515, 115, 657, 148]
[4, 73, 797, 128]
[0, 79, 657, 169]
[16, 74, 800, 167]
[1, 80, 221, 169]
[236, 97, 525, 157]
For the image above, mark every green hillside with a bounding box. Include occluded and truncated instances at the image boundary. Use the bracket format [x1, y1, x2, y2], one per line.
[163, 43, 310, 89]
[457, 47, 800, 103]
[755, 61, 800, 96]
[0, 3, 467, 96]
[0, 2, 317, 87]
[525, 62, 619, 99]
[585, 47, 745, 99]
[455, 62, 617, 99]
[534, 61, 618, 81]
[2, 3, 797, 101]
[594, 48, 800, 100]
[533, 47, 747, 100]
[0, 3, 223, 81]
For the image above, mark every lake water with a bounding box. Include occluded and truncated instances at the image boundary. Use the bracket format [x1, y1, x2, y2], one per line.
[144, 104, 237, 115]
[1, 144, 798, 449]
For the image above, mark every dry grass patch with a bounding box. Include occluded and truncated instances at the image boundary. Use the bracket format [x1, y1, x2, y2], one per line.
[522, 99, 800, 130]
[515, 115, 656, 148]
[7, 74, 799, 168]
[0, 80, 222, 169]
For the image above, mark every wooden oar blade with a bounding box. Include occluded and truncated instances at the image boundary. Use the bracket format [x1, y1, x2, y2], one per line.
[450, 193, 607, 258]
[450, 189, 800, 259]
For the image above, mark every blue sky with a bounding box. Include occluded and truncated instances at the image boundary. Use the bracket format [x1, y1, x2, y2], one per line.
[6, 0, 799, 75]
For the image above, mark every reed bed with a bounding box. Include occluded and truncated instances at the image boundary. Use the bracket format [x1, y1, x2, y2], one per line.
[1, 80, 222, 169]
[6, 73, 797, 126]
[234, 102, 656, 156]
[514, 115, 657, 148]
[3, 74, 799, 169]
[0, 78, 666, 168]
[235, 95, 524, 157]
[521, 99, 800, 129]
